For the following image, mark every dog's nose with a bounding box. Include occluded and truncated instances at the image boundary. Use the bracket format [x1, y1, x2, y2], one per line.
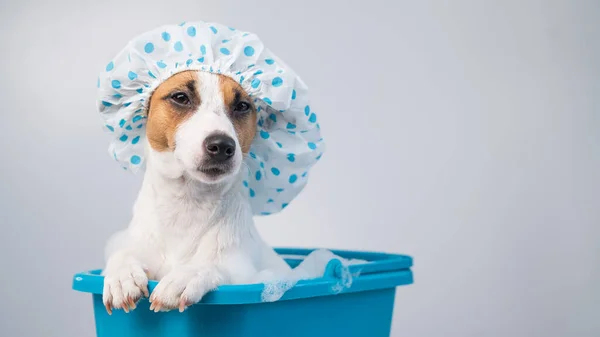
[204, 133, 236, 162]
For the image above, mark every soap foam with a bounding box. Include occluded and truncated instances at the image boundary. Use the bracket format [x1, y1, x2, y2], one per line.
[260, 249, 367, 302]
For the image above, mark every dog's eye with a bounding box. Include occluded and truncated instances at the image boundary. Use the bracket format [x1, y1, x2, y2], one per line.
[234, 101, 251, 113]
[171, 92, 190, 105]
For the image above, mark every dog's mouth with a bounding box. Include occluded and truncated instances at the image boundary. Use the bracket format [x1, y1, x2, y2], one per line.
[197, 164, 233, 178]
[199, 166, 227, 176]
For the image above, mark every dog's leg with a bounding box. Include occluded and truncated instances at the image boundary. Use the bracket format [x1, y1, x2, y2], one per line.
[102, 250, 149, 315]
[148, 264, 225, 312]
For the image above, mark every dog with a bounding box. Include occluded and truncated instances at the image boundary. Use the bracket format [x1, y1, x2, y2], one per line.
[101, 70, 292, 314]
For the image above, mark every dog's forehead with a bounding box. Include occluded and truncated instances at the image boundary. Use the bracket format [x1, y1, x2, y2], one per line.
[195, 72, 224, 113]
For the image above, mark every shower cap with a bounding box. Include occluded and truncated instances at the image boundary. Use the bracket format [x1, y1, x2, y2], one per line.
[97, 20, 324, 216]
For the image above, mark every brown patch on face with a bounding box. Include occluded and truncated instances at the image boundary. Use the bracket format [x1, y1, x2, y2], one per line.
[218, 75, 257, 154]
[146, 71, 200, 151]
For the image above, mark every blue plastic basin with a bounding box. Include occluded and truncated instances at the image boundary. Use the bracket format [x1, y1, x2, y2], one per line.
[72, 248, 414, 337]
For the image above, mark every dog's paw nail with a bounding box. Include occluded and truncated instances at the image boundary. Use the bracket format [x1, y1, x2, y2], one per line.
[179, 299, 187, 312]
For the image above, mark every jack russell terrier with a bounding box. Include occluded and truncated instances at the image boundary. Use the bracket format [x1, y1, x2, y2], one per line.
[102, 70, 292, 314]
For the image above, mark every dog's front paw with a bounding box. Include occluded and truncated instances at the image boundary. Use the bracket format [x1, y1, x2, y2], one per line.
[102, 264, 149, 315]
[149, 268, 220, 313]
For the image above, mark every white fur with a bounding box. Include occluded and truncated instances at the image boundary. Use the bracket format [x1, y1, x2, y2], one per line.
[102, 72, 291, 314]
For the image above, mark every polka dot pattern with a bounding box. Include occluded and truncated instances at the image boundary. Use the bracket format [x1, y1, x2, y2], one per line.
[244, 46, 255, 56]
[96, 20, 324, 216]
[144, 43, 154, 53]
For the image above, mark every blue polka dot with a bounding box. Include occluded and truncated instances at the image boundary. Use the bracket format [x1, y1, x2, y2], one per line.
[187, 26, 196, 36]
[257, 119, 264, 127]
[106, 125, 114, 132]
[287, 153, 295, 162]
[265, 59, 275, 65]
[197, 57, 205, 63]
[309, 113, 317, 123]
[249, 152, 256, 159]
[289, 174, 298, 183]
[255, 171, 262, 181]
[249, 189, 256, 197]
[263, 97, 272, 105]
[125, 125, 132, 130]
[282, 203, 289, 209]
[162, 32, 171, 41]
[302, 172, 308, 177]
[128, 71, 138, 80]
[186, 59, 193, 66]
[132, 115, 143, 123]
[220, 48, 230, 55]
[267, 199, 274, 203]
[272, 77, 283, 87]
[261, 212, 271, 215]
[200, 45, 206, 55]
[210, 26, 218, 34]
[292, 90, 297, 100]
[304, 105, 310, 116]
[174, 41, 183, 52]
[253, 70, 263, 76]
[137, 124, 144, 129]
[119, 119, 126, 127]
[106, 62, 114, 71]
[276, 188, 285, 192]
[239, 76, 245, 84]
[251, 78, 261, 88]
[130, 155, 141, 165]
[243, 180, 249, 187]
[229, 27, 236, 31]
[111, 80, 121, 89]
[286, 123, 296, 129]
[157, 61, 167, 68]
[316, 153, 323, 160]
[136, 88, 143, 94]
[113, 93, 122, 99]
[144, 43, 154, 54]
[276, 142, 283, 148]
[260, 162, 265, 168]
[101, 101, 112, 107]
[269, 114, 277, 122]
[271, 167, 280, 176]
[132, 136, 140, 144]
[260, 130, 270, 139]
[123, 102, 132, 107]
[243, 46, 255, 56]
[308, 142, 317, 150]
[119, 134, 128, 142]
[148, 71, 157, 79]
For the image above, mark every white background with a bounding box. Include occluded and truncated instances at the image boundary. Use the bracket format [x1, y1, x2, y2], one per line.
[0, 0, 598, 336]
